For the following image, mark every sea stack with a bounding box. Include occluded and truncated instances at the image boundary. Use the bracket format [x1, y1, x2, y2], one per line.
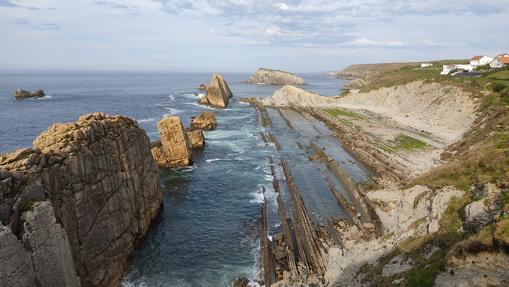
[199, 73, 233, 108]
[245, 68, 305, 85]
[14, 89, 46, 99]
[151, 116, 193, 167]
[186, 129, 205, 149]
[191, 111, 217, 131]
[0, 112, 162, 287]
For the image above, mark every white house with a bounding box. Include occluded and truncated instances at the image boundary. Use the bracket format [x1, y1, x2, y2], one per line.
[490, 53, 509, 69]
[441, 65, 456, 75]
[421, 63, 433, 68]
[470, 55, 493, 66]
[441, 64, 474, 75]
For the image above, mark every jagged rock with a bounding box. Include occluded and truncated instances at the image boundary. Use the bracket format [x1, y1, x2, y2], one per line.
[14, 89, 45, 100]
[0, 112, 162, 287]
[187, 129, 205, 149]
[245, 68, 305, 85]
[199, 73, 233, 108]
[464, 183, 501, 232]
[233, 277, 250, 287]
[152, 116, 192, 167]
[0, 224, 35, 287]
[198, 83, 207, 90]
[190, 111, 217, 131]
[22, 202, 81, 287]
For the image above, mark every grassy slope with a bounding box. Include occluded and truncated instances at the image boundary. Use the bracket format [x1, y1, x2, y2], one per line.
[353, 64, 509, 286]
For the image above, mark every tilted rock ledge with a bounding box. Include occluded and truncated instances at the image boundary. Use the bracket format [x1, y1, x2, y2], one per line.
[199, 73, 233, 108]
[0, 112, 162, 287]
[245, 68, 305, 85]
[14, 89, 46, 100]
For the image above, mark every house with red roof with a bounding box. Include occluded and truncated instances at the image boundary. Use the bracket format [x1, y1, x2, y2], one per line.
[490, 53, 509, 68]
[470, 55, 493, 66]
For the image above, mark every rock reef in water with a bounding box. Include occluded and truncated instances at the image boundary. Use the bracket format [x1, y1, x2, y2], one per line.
[151, 116, 193, 168]
[199, 73, 233, 108]
[14, 89, 46, 100]
[191, 111, 217, 131]
[0, 112, 162, 287]
[187, 129, 205, 149]
[245, 68, 305, 85]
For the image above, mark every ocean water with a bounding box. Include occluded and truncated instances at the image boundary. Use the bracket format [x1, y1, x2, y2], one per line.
[0, 71, 346, 287]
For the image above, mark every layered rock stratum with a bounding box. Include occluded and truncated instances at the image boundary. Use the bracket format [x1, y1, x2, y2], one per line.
[151, 116, 193, 168]
[199, 73, 233, 108]
[0, 112, 162, 287]
[245, 68, 305, 85]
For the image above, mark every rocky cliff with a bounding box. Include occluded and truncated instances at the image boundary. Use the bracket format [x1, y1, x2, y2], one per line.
[263, 82, 478, 143]
[245, 68, 305, 85]
[199, 74, 233, 108]
[0, 112, 162, 287]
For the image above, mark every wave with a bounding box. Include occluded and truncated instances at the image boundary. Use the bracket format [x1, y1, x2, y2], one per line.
[36, 95, 52, 100]
[137, 118, 156, 123]
[206, 158, 222, 163]
[163, 107, 183, 115]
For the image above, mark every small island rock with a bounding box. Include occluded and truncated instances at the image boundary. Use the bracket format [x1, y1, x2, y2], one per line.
[245, 68, 305, 85]
[151, 116, 193, 168]
[191, 111, 217, 131]
[199, 73, 233, 108]
[14, 89, 46, 100]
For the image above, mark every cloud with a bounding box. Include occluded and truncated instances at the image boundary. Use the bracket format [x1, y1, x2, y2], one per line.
[94, 1, 136, 10]
[11, 18, 60, 30]
[346, 38, 406, 47]
[0, 0, 17, 7]
[0, 0, 54, 10]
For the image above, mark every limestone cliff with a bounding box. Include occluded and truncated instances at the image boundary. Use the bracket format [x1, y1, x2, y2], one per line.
[245, 68, 305, 85]
[199, 73, 233, 108]
[0, 112, 162, 287]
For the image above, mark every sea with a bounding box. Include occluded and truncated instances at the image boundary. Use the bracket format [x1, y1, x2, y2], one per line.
[0, 71, 346, 287]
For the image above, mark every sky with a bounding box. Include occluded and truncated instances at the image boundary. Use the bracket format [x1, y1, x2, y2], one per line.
[0, 0, 508, 72]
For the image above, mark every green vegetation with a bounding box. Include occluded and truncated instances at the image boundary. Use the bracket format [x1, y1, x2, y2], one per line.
[392, 134, 427, 152]
[325, 108, 365, 119]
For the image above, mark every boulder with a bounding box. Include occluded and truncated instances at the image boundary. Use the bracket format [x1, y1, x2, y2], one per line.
[0, 112, 162, 287]
[199, 83, 207, 90]
[14, 89, 46, 100]
[152, 116, 192, 167]
[187, 130, 205, 149]
[245, 68, 305, 85]
[191, 111, 217, 131]
[233, 277, 250, 287]
[199, 73, 233, 108]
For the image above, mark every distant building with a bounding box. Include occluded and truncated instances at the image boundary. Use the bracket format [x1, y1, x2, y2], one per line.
[420, 63, 433, 68]
[441, 64, 474, 75]
[490, 53, 509, 68]
[470, 55, 493, 66]
[441, 65, 456, 75]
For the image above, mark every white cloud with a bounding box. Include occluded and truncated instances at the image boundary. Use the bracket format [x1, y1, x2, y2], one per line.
[347, 38, 406, 47]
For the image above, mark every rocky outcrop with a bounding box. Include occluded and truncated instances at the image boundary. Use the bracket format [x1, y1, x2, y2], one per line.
[0, 112, 162, 287]
[14, 89, 45, 100]
[151, 116, 192, 167]
[190, 111, 216, 131]
[245, 68, 305, 85]
[199, 73, 233, 108]
[187, 130, 205, 149]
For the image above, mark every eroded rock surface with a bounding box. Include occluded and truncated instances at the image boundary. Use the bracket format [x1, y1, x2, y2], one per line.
[0, 112, 162, 287]
[199, 73, 233, 108]
[187, 130, 205, 149]
[152, 116, 192, 167]
[191, 111, 217, 131]
[14, 89, 45, 100]
[245, 68, 305, 85]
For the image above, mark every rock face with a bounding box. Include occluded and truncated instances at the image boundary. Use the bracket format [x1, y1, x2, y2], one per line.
[14, 89, 46, 100]
[0, 112, 162, 287]
[187, 130, 205, 149]
[191, 111, 217, 131]
[151, 116, 192, 167]
[245, 68, 305, 85]
[199, 73, 233, 108]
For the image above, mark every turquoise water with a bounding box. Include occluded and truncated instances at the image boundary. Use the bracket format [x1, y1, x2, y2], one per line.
[0, 71, 348, 286]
